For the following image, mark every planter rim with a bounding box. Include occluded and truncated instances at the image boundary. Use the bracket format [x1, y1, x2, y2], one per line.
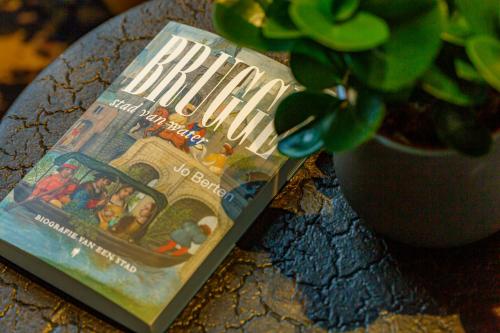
[374, 129, 500, 158]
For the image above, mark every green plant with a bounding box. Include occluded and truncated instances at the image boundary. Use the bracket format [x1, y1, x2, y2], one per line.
[213, 0, 500, 157]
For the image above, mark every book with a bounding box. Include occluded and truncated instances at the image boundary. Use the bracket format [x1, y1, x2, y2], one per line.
[0, 22, 303, 333]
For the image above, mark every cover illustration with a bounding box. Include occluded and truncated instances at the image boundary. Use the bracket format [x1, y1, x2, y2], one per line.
[0, 23, 298, 324]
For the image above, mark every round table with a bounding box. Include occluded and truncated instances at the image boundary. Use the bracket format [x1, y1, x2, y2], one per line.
[0, 1, 497, 332]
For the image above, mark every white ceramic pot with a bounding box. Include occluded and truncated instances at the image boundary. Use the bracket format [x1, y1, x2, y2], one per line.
[333, 134, 500, 247]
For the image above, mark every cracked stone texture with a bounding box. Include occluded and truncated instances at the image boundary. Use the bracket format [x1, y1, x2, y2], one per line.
[0, 1, 498, 332]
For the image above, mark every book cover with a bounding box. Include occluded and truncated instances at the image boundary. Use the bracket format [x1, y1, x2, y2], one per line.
[0, 22, 301, 332]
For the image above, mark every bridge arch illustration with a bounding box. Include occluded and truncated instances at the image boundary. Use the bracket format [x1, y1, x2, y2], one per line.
[110, 137, 245, 282]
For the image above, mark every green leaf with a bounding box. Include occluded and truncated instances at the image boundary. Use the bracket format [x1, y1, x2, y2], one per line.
[332, 0, 360, 21]
[277, 114, 334, 158]
[290, 0, 389, 52]
[432, 107, 492, 156]
[378, 86, 415, 103]
[290, 40, 345, 89]
[421, 66, 480, 106]
[454, 58, 485, 83]
[254, 0, 271, 10]
[466, 35, 500, 92]
[274, 91, 341, 134]
[361, 0, 435, 21]
[350, 1, 444, 91]
[213, 0, 295, 51]
[276, 91, 341, 158]
[262, 0, 304, 38]
[323, 90, 385, 152]
[263, 18, 303, 39]
[441, 11, 472, 46]
[455, 0, 499, 36]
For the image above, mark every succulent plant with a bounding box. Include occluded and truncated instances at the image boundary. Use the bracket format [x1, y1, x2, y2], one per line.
[213, 0, 500, 157]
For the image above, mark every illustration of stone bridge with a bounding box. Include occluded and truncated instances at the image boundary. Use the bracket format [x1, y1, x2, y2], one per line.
[109, 137, 246, 282]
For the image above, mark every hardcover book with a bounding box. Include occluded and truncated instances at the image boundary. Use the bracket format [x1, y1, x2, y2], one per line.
[0, 22, 303, 332]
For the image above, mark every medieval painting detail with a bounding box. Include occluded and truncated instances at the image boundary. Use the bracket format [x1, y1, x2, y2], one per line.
[0, 22, 297, 323]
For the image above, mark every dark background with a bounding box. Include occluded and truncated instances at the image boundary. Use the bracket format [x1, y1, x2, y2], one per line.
[0, 0, 145, 118]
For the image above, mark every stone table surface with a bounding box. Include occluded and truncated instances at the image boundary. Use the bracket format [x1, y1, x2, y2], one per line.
[0, 1, 498, 332]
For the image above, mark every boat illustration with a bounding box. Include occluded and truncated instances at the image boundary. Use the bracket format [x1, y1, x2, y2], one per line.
[12, 152, 191, 268]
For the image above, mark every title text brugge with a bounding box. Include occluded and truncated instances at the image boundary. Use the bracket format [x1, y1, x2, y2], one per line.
[121, 35, 292, 159]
